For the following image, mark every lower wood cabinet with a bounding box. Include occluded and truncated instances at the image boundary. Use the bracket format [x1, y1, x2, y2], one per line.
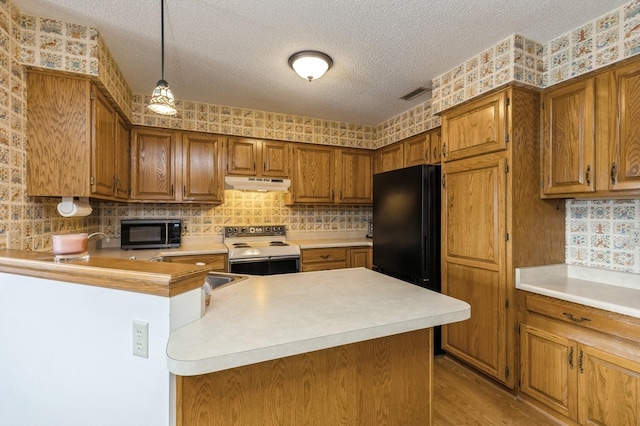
[163, 253, 227, 272]
[519, 291, 640, 425]
[301, 247, 372, 272]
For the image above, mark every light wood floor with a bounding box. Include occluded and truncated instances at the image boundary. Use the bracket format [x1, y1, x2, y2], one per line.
[433, 356, 563, 425]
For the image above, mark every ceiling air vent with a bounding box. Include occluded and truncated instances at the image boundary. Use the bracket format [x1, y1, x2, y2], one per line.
[400, 86, 431, 101]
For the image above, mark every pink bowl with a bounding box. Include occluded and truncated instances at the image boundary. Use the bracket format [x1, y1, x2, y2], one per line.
[52, 233, 88, 255]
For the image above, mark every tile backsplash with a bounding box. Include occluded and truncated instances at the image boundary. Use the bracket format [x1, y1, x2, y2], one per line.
[566, 199, 640, 273]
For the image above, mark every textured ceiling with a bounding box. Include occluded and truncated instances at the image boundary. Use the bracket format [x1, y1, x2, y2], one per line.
[13, 0, 630, 125]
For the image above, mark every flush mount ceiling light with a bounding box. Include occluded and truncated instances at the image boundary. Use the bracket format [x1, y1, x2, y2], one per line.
[288, 50, 333, 82]
[147, 0, 177, 116]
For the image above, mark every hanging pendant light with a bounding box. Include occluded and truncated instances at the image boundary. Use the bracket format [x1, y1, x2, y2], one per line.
[147, 0, 177, 116]
[288, 51, 333, 82]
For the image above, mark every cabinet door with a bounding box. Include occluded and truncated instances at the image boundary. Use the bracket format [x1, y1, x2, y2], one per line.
[262, 141, 290, 177]
[429, 128, 441, 164]
[336, 149, 372, 204]
[349, 247, 372, 269]
[290, 145, 334, 203]
[441, 155, 509, 385]
[182, 132, 224, 202]
[91, 88, 117, 197]
[403, 134, 428, 166]
[130, 128, 177, 200]
[114, 114, 130, 199]
[578, 344, 640, 426]
[609, 62, 640, 192]
[27, 71, 92, 197]
[541, 78, 595, 196]
[520, 324, 577, 420]
[375, 143, 403, 173]
[441, 91, 507, 162]
[227, 137, 258, 176]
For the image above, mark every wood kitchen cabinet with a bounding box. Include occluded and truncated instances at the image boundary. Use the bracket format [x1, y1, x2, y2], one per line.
[349, 247, 372, 269]
[541, 56, 640, 198]
[440, 86, 565, 389]
[519, 292, 640, 425]
[540, 77, 596, 196]
[287, 144, 334, 203]
[441, 90, 507, 162]
[301, 247, 348, 271]
[375, 142, 404, 173]
[335, 148, 372, 204]
[226, 137, 290, 177]
[27, 70, 130, 200]
[403, 133, 429, 167]
[130, 127, 224, 203]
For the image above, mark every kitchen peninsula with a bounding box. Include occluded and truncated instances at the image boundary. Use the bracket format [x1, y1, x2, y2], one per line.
[0, 251, 469, 426]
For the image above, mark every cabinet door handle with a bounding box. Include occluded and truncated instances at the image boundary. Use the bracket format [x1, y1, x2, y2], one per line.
[585, 165, 591, 186]
[183, 185, 187, 197]
[563, 312, 591, 323]
[568, 346, 574, 369]
[442, 143, 447, 158]
[610, 162, 617, 185]
[433, 147, 438, 160]
[578, 349, 584, 374]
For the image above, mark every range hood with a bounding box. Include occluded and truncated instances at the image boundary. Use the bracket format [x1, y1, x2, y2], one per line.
[224, 176, 291, 192]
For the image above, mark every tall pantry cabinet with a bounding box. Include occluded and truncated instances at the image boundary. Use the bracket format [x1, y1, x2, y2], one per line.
[439, 86, 565, 388]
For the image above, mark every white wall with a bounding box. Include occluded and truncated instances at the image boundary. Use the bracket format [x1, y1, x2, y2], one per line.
[0, 273, 177, 426]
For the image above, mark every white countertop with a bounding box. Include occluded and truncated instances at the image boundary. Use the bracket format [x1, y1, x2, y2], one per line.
[166, 268, 470, 376]
[516, 264, 640, 319]
[291, 238, 372, 249]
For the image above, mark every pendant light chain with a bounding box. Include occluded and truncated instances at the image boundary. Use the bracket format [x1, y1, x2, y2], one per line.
[147, 0, 177, 116]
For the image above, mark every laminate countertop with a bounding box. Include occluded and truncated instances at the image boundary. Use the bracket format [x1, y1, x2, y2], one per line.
[166, 267, 470, 376]
[516, 264, 640, 319]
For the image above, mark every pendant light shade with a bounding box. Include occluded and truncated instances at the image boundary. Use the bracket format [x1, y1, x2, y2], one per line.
[147, 0, 177, 116]
[288, 51, 333, 82]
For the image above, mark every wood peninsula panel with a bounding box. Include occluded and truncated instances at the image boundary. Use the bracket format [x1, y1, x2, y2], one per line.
[176, 328, 433, 426]
[0, 250, 210, 297]
[163, 253, 227, 272]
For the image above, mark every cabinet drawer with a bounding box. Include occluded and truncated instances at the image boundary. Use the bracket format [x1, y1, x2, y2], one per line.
[302, 248, 348, 263]
[164, 254, 228, 271]
[302, 261, 348, 272]
[524, 292, 640, 343]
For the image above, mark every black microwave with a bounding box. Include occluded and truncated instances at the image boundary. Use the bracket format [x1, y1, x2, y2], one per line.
[121, 219, 181, 250]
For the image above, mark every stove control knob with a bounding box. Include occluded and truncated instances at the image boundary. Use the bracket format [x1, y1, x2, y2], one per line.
[265, 226, 271, 232]
[241, 227, 247, 233]
[256, 227, 263, 233]
[248, 227, 254, 233]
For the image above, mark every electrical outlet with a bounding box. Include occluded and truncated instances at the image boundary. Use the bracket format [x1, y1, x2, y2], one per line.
[630, 228, 640, 247]
[6, 230, 19, 249]
[132, 320, 149, 358]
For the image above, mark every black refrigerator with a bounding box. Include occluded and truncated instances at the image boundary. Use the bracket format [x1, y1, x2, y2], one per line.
[372, 164, 442, 352]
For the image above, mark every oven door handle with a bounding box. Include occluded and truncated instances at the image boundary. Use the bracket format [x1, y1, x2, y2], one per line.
[228, 255, 300, 264]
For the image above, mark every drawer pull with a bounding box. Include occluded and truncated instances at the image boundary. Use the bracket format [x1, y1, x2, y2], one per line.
[563, 312, 591, 323]
[578, 349, 584, 374]
[568, 347, 574, 369]
[320, 255, 330, 259]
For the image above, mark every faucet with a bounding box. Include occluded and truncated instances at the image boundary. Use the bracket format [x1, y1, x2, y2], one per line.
[88, 232, 111, 242]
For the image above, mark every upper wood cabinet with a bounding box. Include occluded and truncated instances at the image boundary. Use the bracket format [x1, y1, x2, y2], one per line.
[26, 70, 130, 200]
[287, 144, 335, 203]
[375, 142, 403, 173]
[130, 127, 223, 203]
[226, 137, 290, 177]
[375, 127, 442, 173]
[440, 86, 565, 389]
[182, 132, 224, 202]
[403, 133, 428, 167]
[441, 91, 508, 162]
[541, 78, 596, 196]
[541, 56, 640, 198]
[335, 148, 372, 204]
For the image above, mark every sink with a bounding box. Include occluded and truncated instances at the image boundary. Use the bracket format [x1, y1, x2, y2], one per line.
[205, 273, 247, 290]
